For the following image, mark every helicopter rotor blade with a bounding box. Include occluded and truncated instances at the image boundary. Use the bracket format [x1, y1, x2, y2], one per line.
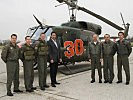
[33, 15, 43, 27]
[120, 12, 126, 28]
[78, 7, 124, 30]
[56, 0, 124, 30]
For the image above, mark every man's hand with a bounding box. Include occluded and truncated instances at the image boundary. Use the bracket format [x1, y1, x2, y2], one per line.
[50, 60, 54, 63]
[100, 59, 103, 62]
[59, 58, 62, 63]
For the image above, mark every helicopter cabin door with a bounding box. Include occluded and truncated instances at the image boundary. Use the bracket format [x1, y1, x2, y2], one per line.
[62, 29, 87, 62]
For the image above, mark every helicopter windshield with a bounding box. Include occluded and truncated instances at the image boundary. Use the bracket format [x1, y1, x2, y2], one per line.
[45, 27, 53, 41]
[31, 28, 47, 40]
[27, 27, 53, 41]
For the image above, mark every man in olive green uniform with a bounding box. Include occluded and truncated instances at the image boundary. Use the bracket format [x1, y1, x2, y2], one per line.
[20, 36, 36, 92]
[88, 34, 102, 83]
[102, 34, 116, 84]
[35, 33, 49, 90]
[116, 32, 132, 85]
[1, 34, 23, 96]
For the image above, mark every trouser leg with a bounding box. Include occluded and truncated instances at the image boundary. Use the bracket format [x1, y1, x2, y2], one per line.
[43, 58, 47, 86]
[117, 56, 122, 81]
[108, 57, 114, 82]
[23, 61, 33, 90]
[91, 58, 96, 80]
[103, 58, 108, 81]
[122, 56, 130, 82]
[96, 57, 102, 80]
[50, 63, 56, 84]
[13, 61, 19, 90]
[6, 62, 16, 92]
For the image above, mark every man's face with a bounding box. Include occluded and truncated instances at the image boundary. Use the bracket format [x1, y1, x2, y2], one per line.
[118, 33, 124, 40]
[40, 34, 45, 41]
[26, 37, 31, 44]
[93, 34, 98, 42]
[51, 33, 56, 40]
[104, 35, 110, 42]
[11, 36, 17, 44]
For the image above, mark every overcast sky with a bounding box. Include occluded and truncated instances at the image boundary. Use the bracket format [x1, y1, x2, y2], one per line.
[0, 0, 133, 40]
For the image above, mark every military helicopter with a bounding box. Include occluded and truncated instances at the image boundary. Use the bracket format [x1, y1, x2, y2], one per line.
[26, 0, 130, 73]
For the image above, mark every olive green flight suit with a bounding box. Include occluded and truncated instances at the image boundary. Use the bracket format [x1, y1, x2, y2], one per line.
[35, 39, 48, 88]
[102, 40, 116, 82]
[20, 44, 35, 90]
[116, 39, 132, 82]
[1, 42, 20, 93]
[88, 41, 102, 80]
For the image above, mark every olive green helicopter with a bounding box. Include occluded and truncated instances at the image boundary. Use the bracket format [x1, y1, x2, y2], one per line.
[26, 0, 130, 73]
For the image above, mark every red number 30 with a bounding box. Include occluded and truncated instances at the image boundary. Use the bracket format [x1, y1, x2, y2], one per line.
[64, 39, 84, 59]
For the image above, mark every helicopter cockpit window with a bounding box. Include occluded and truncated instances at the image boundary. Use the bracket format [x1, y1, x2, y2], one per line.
[45, 28, 53, 41]
[31, 28, 47, 40]
[27, 28, 36, 36]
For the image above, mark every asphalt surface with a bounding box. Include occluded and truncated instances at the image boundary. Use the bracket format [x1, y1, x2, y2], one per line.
[0, 49, 133, 100]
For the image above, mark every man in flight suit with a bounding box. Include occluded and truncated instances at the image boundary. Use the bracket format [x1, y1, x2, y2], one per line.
[35, 33, 49, 90]
[102, 34, 116, 84]
[88, 34, 102, 83]
[116, 32, 132, 85]
[1, 34, 23, 96]
[20, 36, 36, 92]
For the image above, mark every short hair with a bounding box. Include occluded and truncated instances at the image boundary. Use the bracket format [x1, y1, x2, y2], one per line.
[104, 34, 110, 37]
[25, 36, 30, 40]
[51, 31, 56, 36]
[40, 32, 45, 36]
[118, 32, 125, 36]
[92, 34, 98, 37]
[11, 34, 17, 38]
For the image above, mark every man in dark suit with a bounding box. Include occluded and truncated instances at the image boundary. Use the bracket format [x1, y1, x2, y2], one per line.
[47, 32, 62, 87]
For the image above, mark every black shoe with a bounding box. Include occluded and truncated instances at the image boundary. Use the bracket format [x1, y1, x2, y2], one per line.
[40, 87, 45, 90]
[7, 92, 13, 96]
[13, 90, 23, 93]
[126, 82, 129, 85]
[91, 80, 95, 83]
[51, 84, 56, 87]
[99, 80, 102, 83]
[116, 81, 122, 84]
[31, 87, 37, 90]
[26, 89, 34, 92]
[109, 81, 112, 84]
[55, 82, 60, 85]
[44, 84, 49, 88]
[104, 81, 108, 83]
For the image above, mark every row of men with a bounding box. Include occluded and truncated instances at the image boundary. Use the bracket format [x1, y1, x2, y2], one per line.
[89, 32, 132, 85]
[1, 32, 62, 96]
[1, 31, 132, 97]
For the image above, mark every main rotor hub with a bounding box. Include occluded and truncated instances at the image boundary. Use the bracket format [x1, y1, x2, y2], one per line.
[68, 0, 78, 22]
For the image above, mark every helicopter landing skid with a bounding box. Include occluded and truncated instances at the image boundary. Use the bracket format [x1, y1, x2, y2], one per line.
[64, 64, 73, 74]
